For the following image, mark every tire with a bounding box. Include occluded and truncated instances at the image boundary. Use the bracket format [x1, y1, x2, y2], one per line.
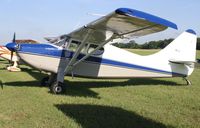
[50, 82, 64, 94]
[40, 76, 49, 86]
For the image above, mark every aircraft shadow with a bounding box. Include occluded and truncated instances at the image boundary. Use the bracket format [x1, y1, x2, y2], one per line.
[0, 60, 9, 69]
[63, 78, 183, 98]
[3, 67, 185, 98]
[55, 104, 173, 128]
[0, 59, 6, 61]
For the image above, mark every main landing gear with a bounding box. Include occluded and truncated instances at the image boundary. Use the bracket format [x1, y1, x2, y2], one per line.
[40, 73, 65, 94]
[50, 81, 64, 94]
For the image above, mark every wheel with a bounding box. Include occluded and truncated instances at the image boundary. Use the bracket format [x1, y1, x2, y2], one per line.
[40, 76, 49, 86]
[50, 82, 64, 94]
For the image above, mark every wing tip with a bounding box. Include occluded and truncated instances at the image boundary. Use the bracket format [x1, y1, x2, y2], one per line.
[186, 29, 196, 35]
[115, 8, 178, 30]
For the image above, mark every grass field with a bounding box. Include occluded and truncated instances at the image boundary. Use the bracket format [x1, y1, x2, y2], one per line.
[0, 49, 200, 128]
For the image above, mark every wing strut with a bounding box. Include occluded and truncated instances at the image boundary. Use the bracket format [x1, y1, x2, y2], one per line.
[64, 28, 93, 74]
[72, 34, 117, 68]
[64, 29, 117, 75]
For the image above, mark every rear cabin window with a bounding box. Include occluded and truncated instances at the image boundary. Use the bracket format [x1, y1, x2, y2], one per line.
[87, 44, 104, 56]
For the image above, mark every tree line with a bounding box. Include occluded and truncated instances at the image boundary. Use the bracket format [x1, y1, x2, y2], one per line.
[112, 38, 200, 50]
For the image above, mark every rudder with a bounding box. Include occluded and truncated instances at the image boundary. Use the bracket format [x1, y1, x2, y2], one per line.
[157, 29, 197, 62]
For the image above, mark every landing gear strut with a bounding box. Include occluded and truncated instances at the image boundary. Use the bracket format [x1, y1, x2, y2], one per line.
[7, 61, 21, 72]
[183, 77, 191, 85]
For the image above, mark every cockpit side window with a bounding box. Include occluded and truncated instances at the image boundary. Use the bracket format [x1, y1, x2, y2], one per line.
[68, 40, 81, 52]
[67, 40, 104, 56]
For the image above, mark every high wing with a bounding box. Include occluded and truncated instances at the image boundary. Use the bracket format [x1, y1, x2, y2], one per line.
[55, 8, 178, 74]
[46, 8, 177, 45]
[67, 8, 178, 44]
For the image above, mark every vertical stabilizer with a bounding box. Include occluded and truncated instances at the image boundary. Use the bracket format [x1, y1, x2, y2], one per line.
[158, 29, 197, 62]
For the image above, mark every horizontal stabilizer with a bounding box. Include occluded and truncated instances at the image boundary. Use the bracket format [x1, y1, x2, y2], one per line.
[169, 60, 196, 65]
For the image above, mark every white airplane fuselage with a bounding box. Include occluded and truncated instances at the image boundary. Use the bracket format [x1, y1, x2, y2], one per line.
[14, 44, 189, 78]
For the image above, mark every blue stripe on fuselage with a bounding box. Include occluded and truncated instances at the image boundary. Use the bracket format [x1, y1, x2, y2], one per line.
[19, 44, 68, 58]
[17, 44, 185, 76]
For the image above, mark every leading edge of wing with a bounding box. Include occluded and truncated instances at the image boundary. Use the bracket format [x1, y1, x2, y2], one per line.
[65, 8, 178, 45]
[115, 8, 178, 30]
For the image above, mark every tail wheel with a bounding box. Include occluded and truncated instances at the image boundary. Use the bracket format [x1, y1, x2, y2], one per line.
[50, 82, 64, 94]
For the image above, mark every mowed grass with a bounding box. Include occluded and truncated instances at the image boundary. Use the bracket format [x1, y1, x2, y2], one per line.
[0, 50, 200, 128]
[126, 49, 160, 55]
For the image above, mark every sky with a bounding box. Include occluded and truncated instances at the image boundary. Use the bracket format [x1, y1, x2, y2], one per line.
[0, 0, 199, 44]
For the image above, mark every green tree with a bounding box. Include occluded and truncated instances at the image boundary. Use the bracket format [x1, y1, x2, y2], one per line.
[112, 38, 200, 50]
[197, 38, 200, 50]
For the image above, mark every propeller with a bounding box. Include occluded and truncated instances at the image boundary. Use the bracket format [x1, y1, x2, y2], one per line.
[12, 32, 16, 42]
[10, 50, 13, 61]
[10, 33, 16, 62]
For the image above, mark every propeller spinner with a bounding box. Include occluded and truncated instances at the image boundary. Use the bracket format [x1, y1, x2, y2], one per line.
[6, 33, 18, 62]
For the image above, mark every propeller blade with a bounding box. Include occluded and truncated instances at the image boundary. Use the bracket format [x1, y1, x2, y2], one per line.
[12, 33, 16, 43]
[10, 51, 13, 61]
[10, 33, 16, 62]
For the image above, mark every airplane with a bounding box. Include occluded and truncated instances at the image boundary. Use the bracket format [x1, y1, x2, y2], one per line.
[0, 39, 38, 71]
[5, 8, 197, 94]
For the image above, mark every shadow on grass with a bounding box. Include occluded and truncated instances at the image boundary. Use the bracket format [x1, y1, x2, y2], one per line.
[3, 67, 184, 98]
[55, 104, 173, 128]
[0, 61, 9, 70]
[63, 78, 182, 98]
[5, 78, 183, 98]
[21, 68, 47, 81]
[0, 60, 10, 65]
[0, 59, 7, 62]
[2, 68, 46, 88]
